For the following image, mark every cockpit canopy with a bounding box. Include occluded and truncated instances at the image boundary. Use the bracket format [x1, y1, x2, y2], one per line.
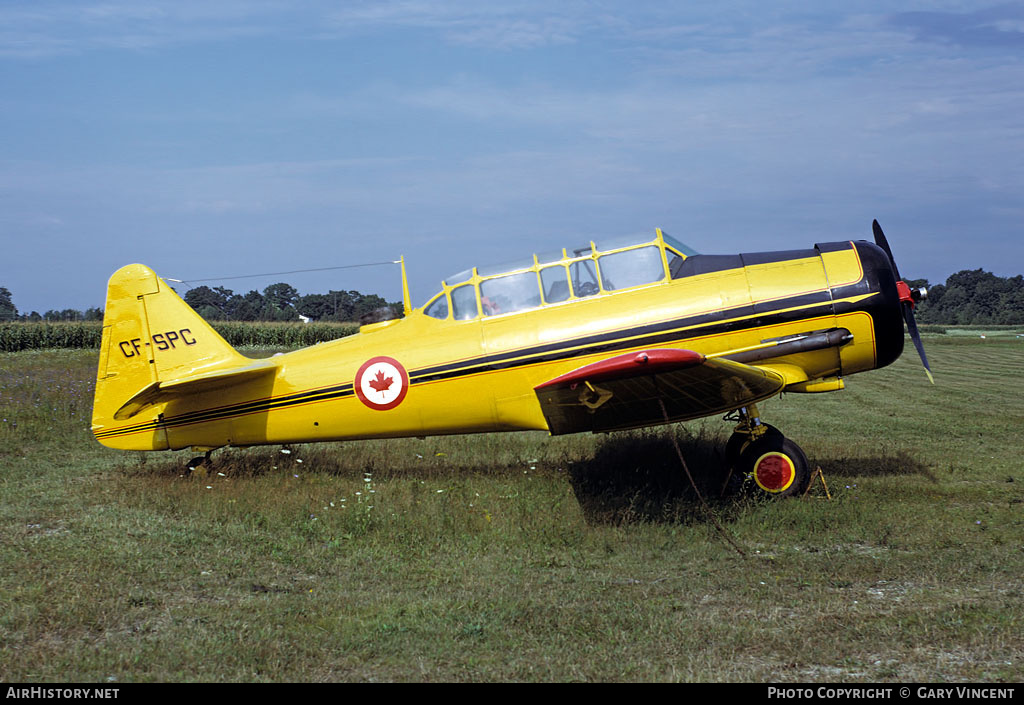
[422, 229, 698, 321]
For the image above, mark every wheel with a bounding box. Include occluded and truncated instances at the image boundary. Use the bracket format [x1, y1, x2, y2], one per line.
[736, 433, 810, 498]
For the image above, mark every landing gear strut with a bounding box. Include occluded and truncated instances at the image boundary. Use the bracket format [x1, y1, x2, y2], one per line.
[186, 449, 213, 472]
[724, 404, 811, 498]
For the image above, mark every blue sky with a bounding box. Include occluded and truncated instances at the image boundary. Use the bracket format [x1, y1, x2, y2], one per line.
[2, 1, 1022, 314]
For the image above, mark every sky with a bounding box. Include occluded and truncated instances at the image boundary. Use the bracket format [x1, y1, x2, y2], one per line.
[1, 1, 1022, 314]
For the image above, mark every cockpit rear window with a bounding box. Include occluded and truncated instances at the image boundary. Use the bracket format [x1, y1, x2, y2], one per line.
[541, 265, 570, 303]
[480, 271, 541, 317]
[451, 284, 478, 320]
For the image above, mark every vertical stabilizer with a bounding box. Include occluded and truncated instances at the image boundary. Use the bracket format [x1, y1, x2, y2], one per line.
[92, 264, 252, 450]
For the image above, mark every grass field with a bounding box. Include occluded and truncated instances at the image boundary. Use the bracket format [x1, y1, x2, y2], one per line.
[1, 335, 1022, 682]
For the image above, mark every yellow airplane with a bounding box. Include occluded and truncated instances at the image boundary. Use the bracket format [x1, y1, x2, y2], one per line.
[91, 220, 930, 497]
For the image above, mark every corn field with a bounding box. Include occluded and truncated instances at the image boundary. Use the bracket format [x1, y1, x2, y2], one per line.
[0, 321, 359, 352]
[210, 321, 359, 347]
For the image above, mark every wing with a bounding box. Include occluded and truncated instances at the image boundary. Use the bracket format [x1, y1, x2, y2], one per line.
[534, 349, 785, 435]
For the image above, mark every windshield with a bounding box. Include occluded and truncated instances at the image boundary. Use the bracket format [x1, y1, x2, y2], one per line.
[661, 231, 699, 256]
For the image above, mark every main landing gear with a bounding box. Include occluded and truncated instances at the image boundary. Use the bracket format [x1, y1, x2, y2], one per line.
[724, 404, 811, 498]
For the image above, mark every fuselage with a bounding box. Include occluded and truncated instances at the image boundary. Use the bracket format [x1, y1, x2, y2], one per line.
[92, 235, 905, 452]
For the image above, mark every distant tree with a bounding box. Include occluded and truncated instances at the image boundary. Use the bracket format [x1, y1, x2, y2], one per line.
[259, 303, 298, 321]
[184, 286, 231, 319]
[185, 285, 272, 321]
[915, 269, 1024, 325]
[329, 290, 359, 320]
[84, 307, 104, 321]
[314, 289, 402, 322]
[296, 293, 334, 321]
[352, 293, 401, 320]
[234, 290, 266, 321]
[44, 309, 83, 321]
[262, 283, 299, 311]
[219, 289, 262, 321]
[196, 305, 223, 321]
[0, 286, 16, 321]
[999, 277, 1024, 324]
[259, 283, 300, 321]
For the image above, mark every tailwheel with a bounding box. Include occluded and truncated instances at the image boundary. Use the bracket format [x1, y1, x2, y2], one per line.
[186, 449, 213, 473]
[737, 433, 811, 498]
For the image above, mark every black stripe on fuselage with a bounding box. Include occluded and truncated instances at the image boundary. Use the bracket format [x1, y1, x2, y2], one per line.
[94, 383, 357, 439]
[408, 290, 835, 386]
[163, 383, 355, 427]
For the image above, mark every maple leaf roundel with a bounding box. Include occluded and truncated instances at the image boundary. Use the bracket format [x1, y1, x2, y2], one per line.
[355, 356, 409, 411]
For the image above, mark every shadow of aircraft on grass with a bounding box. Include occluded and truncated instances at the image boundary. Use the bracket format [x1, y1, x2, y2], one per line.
[567, 429, 936, 525]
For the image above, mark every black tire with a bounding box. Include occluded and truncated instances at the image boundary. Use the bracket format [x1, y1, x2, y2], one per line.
[736, 433, 810, 498]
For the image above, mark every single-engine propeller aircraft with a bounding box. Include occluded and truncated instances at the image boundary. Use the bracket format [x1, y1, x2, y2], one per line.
[92, 220, 930, 497]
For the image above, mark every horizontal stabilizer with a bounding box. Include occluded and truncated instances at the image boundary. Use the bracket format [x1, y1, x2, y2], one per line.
[114, 359, 278, 420]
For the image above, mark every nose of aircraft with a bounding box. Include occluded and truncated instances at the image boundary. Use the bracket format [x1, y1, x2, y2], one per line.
[872, 219, 934, 384]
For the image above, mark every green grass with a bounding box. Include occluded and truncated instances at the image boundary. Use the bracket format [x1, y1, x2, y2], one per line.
[916, 324, 1024, 338]
[1, 336, 1022, 682]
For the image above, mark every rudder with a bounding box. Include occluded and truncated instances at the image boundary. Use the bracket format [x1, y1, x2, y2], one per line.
[92, 264, 252, 450]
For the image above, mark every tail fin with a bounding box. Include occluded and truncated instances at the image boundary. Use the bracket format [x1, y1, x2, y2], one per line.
[92, 264, 258, 450]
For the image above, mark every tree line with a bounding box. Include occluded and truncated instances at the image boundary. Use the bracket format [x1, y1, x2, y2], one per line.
[3, 269, 1023, 325]
[0, 283, 401, 324]
[0, 287, 103, 322]
[179, 283, 401, 323]
[906, 270, 1024, 325]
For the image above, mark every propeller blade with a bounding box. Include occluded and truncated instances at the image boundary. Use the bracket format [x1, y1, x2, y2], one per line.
[902, 302, 934, 385]
[872, 219, 902, 281]
[874, 219, 933, 383]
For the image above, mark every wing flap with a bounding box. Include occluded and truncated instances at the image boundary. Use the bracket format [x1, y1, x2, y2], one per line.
[534, 349, 785, 435]
[113, 359, 278, 420]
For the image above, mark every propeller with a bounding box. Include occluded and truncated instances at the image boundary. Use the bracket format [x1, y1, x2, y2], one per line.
[872, 219, 934, 384]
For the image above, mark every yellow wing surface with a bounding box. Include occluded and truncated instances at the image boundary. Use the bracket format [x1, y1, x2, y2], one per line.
[534, 349, 785, 435]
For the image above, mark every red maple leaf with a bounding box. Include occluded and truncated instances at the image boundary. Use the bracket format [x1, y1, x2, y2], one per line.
[368, 369, 394, 396]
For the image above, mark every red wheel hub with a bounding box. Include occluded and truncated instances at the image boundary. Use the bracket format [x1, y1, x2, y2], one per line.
[753, 452, 796, 493]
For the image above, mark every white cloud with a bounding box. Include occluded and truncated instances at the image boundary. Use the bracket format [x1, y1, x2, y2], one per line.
[3, 2, 1023, 310]
[324, 1, 594, 48]
[0, 1, 291, 57]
